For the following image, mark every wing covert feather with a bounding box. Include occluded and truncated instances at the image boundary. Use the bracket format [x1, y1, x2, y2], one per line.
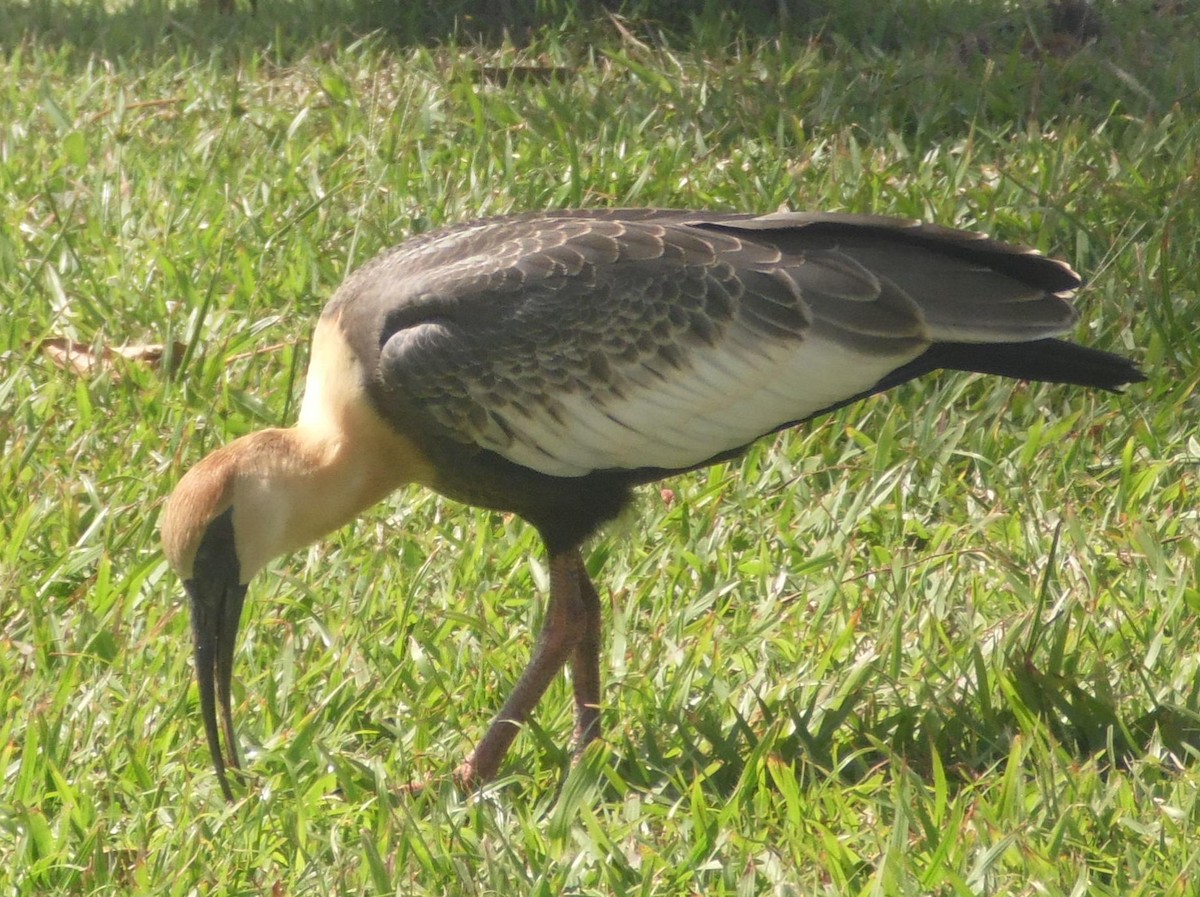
[343, 211, 1080, 477]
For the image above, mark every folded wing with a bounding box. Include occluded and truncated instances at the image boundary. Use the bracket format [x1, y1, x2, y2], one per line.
[359, 211, 1080, 477]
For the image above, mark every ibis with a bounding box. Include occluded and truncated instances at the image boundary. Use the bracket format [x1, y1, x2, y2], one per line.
[160, 209, 1144, 799]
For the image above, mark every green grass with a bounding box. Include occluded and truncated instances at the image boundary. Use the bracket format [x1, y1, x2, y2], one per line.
[2, 0, 1199, 893]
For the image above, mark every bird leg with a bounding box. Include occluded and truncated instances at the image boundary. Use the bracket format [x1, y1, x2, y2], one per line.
[453, 548, 600, 787]
[568, 553, 603, 760]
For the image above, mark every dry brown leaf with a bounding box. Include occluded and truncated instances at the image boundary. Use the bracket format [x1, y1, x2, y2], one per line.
[38, 337, 186, 381]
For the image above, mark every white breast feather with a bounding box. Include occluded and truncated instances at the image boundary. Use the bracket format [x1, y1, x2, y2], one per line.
[486, 327, 922, 476]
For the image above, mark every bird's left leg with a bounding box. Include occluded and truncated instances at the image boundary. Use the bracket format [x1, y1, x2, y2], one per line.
[568, 552, 603, 761]
[453, 549, 588, 787]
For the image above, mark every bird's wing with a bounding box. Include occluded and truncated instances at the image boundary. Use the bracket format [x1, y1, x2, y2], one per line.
[359, 212, 1078, 477]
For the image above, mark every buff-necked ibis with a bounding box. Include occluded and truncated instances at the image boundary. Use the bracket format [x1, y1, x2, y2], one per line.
[160, 209, 1144, 799]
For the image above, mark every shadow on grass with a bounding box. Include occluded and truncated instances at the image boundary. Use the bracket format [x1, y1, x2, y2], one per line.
[0, 0, 1130, 66]
[614, 656, 1200, 800]
[4, 0, 774, 63]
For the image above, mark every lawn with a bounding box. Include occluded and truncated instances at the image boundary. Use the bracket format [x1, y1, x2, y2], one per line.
[2, 0, 1199, 893]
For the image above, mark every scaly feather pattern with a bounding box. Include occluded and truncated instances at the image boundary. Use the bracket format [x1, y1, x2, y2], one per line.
[327, 210, 1081, 477]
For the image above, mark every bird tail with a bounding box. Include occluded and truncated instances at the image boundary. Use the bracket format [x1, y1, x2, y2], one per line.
[878, 338, 1146, 393]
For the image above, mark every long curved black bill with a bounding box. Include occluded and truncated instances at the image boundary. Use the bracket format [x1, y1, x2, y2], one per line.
[184, 506, 246, 801]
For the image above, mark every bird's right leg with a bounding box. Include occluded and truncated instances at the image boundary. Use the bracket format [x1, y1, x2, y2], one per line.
[453, 549, 588, 787]
[568, 553, 603, 760]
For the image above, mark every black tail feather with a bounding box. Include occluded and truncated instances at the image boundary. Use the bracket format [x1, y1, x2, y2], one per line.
[876, 338, 1145, 395]
[798, 338, 1144, 425]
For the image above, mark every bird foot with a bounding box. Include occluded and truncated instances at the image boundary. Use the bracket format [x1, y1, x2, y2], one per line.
[395, 761, 483, 799]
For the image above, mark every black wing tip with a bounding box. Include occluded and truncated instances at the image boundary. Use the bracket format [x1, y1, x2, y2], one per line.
[932, 339, 1146, 392]
[1094, 361, 1147, 392]
[859, 338, 1145, 401]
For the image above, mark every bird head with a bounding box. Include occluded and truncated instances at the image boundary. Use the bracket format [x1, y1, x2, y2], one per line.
[162, 417, 423, 799]
[161, 428, 326, 800]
